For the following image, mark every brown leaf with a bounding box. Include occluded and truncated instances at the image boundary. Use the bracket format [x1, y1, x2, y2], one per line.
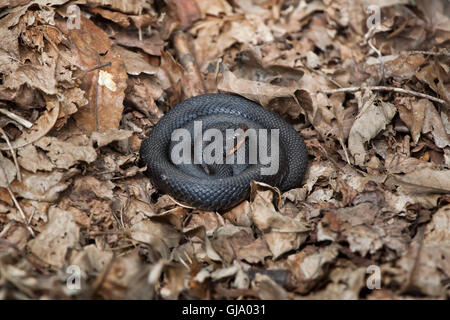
[91, 129, 132, 148]
[250, 188, 309, 259]
[130, 220, 182, 259]
[251, 273, 289, 300]
[285, 245, 339, 282]
[125, 77, 164, 121]
[113, 45, 159, 76]
[28, 207, 80, 268]
[173, 0, 202, 29]
[222, 201, 252, 227]
[0, 153, 17, 188]
[348, 91, 397, 166]
[72, 176, 115, 201]
[196, 0, 232, 17]
[85, 0, 150, 15]
[56, 88, 88, 129]
[89, 7, 131, 28]
[10, 168, 78, 202]
[424, 204, 450, 244]
[95, 250, 154, 299]
[57, 17, 128, 133]
[421, 99, 450, 148]
[0, 96, 60, 151]
[237, 237, 272, 264]
[210, 225, 254, 264]
[111, 29, 165, 56]
[70, 243, 114, 274]
[310, 265, 366, 300]
[17, 144, 54, 173]
[395, 168, 450, 194]
[397, 219, 449, 297]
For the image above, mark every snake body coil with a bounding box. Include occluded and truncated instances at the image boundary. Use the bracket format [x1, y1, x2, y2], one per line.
[140, 94, 308, 211]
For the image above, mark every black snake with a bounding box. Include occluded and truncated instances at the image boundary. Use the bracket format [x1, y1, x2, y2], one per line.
[140, 94, 308, 211]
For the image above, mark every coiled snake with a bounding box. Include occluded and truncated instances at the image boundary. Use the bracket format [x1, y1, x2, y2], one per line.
[140, 94, 308, 211]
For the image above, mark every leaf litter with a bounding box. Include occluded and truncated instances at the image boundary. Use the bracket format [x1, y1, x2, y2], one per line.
[0, 0, 449, 300]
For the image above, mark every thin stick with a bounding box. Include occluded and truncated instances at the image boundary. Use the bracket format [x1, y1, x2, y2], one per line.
[184, 250, 193, 265]
[178, 256, 190, 270]
[167, 195, 196, 209]
[138, 7, 143, 41]
[0, 128, 21, 181]
[7, 188, 35, 237]
[368, 38, 385, 84]
[93, 58, 101, 132]
[226, 130, 248, 156]
[321, 86, 447, 105]
[0, 108, 33, 128]
[214, 57, 222, 91]
[0, 221, 14, 238]
[84, 62, 112, 73]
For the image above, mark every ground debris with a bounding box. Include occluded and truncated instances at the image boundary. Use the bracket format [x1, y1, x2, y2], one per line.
[0, 0, 449, 300]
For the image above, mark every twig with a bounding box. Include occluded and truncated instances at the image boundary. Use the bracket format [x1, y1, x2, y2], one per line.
[0, 220, 15, 238]
[94, 58, 100, 132]
[83, 62, 112, 73]
[0, 128, 21, 181]
[367, 37, 385, 84]
[178, 256, 190, 270]
[226, 126, 249, 156]
[364, 18, 386, 85]
[167, 195, 196, 209]
[321, 86, 447, 105]
[138, 7, 143, 41]
[214, 57, 222, 91]
[184, 250, 193, 265]
[0, 108, 33, 128]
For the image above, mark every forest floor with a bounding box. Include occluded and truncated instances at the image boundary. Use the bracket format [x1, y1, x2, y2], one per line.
[0, 0, 449, 299]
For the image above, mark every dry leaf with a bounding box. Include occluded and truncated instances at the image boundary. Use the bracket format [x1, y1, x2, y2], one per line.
[348, 91, 397, 166]
[34, 136, 97, 169]
[28, 207, 80, 268]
